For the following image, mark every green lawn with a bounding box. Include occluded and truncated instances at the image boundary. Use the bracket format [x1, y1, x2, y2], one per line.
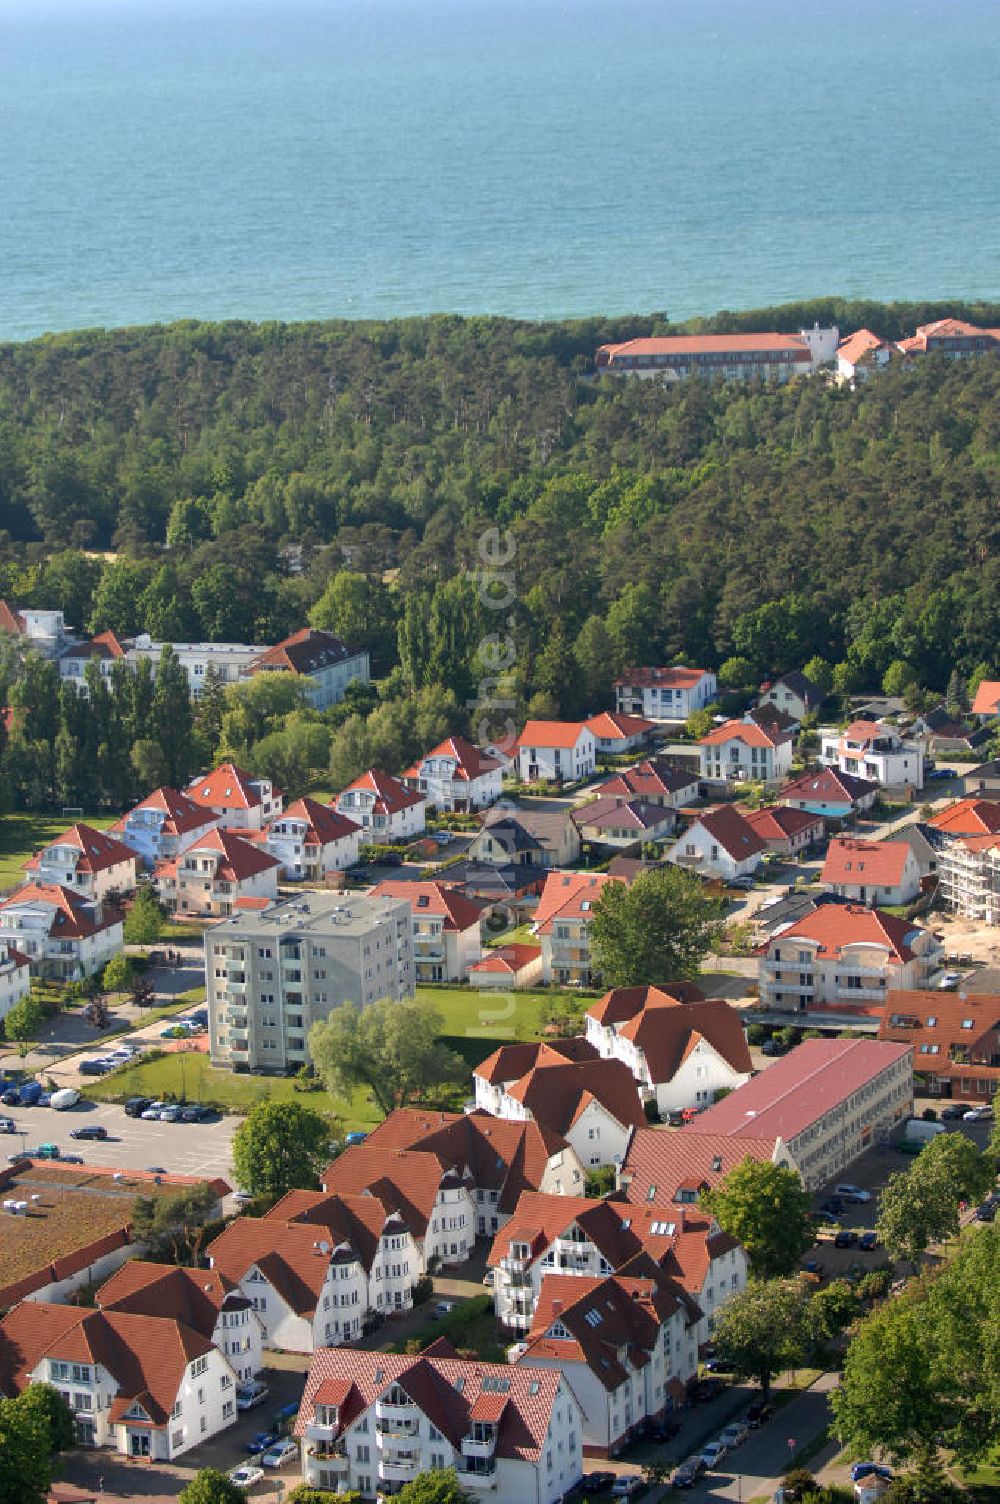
[485, 921, 536, 949]
[424, 984, 553, 1070]
[0, 810, 118, 889]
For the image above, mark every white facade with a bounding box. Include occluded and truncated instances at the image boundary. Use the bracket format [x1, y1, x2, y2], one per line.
[264, 813, 362, 880]
[405, 753, 502, 811]
[820, 724, 925, 791]
[18, 608, 70, 657]
[30, 840, 136, 904]
[758, 929, 940, 1014]
[295, 650, 370, 711]
[0, 941, 31, 1026]
[490, 1086, 632, 1173]
[668, 819, 763, 882]
[517, 728, 596, 784]
[334, 783, 426, 841]
[111, 803, 219, 870]
[584, 1014, 751, 1117]
[413, 910, 482, 984]
[824, 849, 923, 907]
[616, 669, 717, 720]
[129, 635, 264, 696]
[0, 889, 123, 982]
[157, 840, 280, 918]
[699, 726, 793, 783]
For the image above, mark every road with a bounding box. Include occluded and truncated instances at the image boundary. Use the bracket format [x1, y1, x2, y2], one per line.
[690, 1373, 839, 1501]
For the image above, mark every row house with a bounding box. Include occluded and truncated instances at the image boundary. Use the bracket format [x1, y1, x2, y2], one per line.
[573, 796, 676, 851]
[698, 719, 793, 785]
[757, 902, 941, 1014]
[364, 1107, 588, 1239]
[532, 870, 625, 984]
[668, 804, 767, 883]
[489, 1192, 745, 1345]
[262, 796, 362, 879]
[369, 879, 484, 982]
[780, 766, 878, 824]
[0, 938, 31, 1026]
[472, 1040, 645, 1170]
[473, 1039, 599, 1116]
[109, 786, 219, 870]
[476, 805, 582, 868]
[584, 711, 656, 756]
[0, 1302, 238, 1461]
[96, 1262, 265, 1386]
[248, 627, 370, 709]
[584, 984, 752, 1116]
[820, 719, 925, 791]
[402, 735, 504, 811]
[879, 991, 1000, 1104]
[321, 1144, 477, 1269]
[23, 823, 137, 903]
[685, 1037, 914, 1190]
[0, 883, 122, 982]
[592, 757, 700, 810]
[184, 762, 281, 831]
[155, 827, 281, 918]
[615, 665, 716, 722]
[518, 1263, 702, 1453]
[294, 1347, 585, 1504]
[334, 768, 427, 842]
[821, 837, 922, 907]
[744, 804, 824, 857]
[758, 671, 823, 721]
[514, 721, 596, 784]
[208, 1194, 424, 1351]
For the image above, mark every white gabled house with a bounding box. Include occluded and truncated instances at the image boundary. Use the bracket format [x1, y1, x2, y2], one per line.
[154, 827, 281, 918]
[263, 797, 362, 879]
[184, 762, 282, 831]
[668, 804, 767, 882]
[23, 823, 137, 903]
[402, 735, 504, 811]
[109, 786, 220, 870]
[820, 719, 925, 792]
[369, 879, 484, 982]
[514, 721, 597, 784]
[821, 836, 923, 907]
[699, 719, 793, 784]
[0, 884, 123, 981]
[334, 768, 427, 842]
[615, 666, 717, 721]
[321, 1144, 477, 1270]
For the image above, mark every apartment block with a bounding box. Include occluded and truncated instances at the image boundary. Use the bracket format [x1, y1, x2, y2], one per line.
[206, 891, 415, 1071]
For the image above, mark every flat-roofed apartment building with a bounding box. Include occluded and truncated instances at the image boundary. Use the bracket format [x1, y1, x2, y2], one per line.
[595, 326, 838, 382]
[207, 891, 415, 1072]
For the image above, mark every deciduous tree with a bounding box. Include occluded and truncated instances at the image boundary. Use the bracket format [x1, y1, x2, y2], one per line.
[231, 1100, 333, 1199]
[711, 1278, 807, 1399]
[701, 1159, 814, 1278]
[310, 997, 465, 1119]
[589, 867, 725, 987]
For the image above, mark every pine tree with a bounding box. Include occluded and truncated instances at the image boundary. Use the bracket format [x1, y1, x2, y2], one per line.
[151, 645, 194, 788]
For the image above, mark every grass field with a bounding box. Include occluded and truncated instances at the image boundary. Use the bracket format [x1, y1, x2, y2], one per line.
[0, 810, 118, 889]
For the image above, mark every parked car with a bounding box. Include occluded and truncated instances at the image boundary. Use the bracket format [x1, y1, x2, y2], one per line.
[937, 971, 962, 990]
[704, 1356, 734, 1373]
[760, 1038, 785, 1056]
[927, 768, 953, 781]
[0, 1116, 16, 1134]
[858, 1231, 879, 1251]
[610, 1478, 643, 1499]
[232, 1190, 255, 1206]
[228, 1463, 265, 1488]
[851, 1462, 893, 1483]
[719, 1421, 749, 1448]
[689, 1378, 724, 1404]
[140, 1102, 167, 1120]
[236, 1382, 270, 1412]
[834, 1183, 872, 1203]
[146, 1165, 167, 1175]
[260, 1439, 298, 1469]
[159, 1105, 183, 1122]
[431, 1300, 457, 1319]
[729, 875, 755, 890]
[583, 1470, 616, 1492]
[941, 1104, 967, 1120]
[246, 1429, 279, 1454]
[345, 1131, 368, 1146]
[179, 1102, 213, 1122]
[746, 1400, 772, 1427]
[671, 1459, 703, 1490]
[70, 1125, 108, 1141]
[273, 1400, 300, 1425]
[834, 1229, 859, 1249]
[698, 1440, 729, 1470]
[975, 1200, 997, 1222]
[124, 1096, 151, 1117]
[964, 1106, 994, 1121]
[79, 1059, 114, 1076]
[645, 1418, 681, 1442]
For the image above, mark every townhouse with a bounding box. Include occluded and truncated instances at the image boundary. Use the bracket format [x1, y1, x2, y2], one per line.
[249, 627, 370, 709]
[96, 1261, 264, 1386]
[155, 827, 281, 918]
[584, 711, 656, 756]
[836, 328, 894, 382]
[208, 1194, 423, 1350]
[584, 984, 752, 1116]
[468, 942, 545, 991]
[369, 879, 484, 982]
[402, 735, 504, 811]
[821, 837, 922, 907]
[757, 670, 823, 722]
[744, 804, 824, 858]
[262, 796, 362, 879]
[488, 1192, 744, 1344]
[0, 1302, 238, 1460]
[879, 991, 1000, 1105]
[364, 1107, 588, 1239]
[591, 758, 700, 810]
[573, 796, 676, 851]
[780, 765, 878, 824]
[595, 326, 838, 382]
[206, 891, 415, 1072]
[667, 804, 767, 883]
[0, 938, 31, 1026]
[698, 719, 793, 785]
[109, 786, 219, 869]
[294, 1346, 585, 1504]
[820, 719, 924, 791]
[320, 1144, 477, 1269]
[476, 805, 582, 869]
[615, 666, 717, 721]
[532, 870, 625, 985]
[23, 823, 137, 903]
[472, 1040, 646, 1169]
[184, 762, 281, 831]
[680, 1038, 914, 1190]
[514, 721, 597, 784]
[757, 903, 941, 1014]
[0, 884, 123, 981]
[334, 768, 427, 842]
[518, 1264, 702, 1452]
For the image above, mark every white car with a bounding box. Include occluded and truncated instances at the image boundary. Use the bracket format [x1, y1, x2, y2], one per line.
[236, 1382, 270, 1412]
[140, 1101, 166, 1120]
[964, 1106, 994, 1122]
[261, 1439, 298, 1468]
[937, 971, 962, 989]
[719, 1421, 749, 1448]
[834, 1183, 872, 1203]
[610, 1478, 643, 1499]
[228, 1462, 264, 1489]
[699, 1440, 729, 1470]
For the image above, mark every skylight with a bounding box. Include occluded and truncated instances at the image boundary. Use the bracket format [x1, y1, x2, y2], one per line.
[584, 1309, 603, 1327]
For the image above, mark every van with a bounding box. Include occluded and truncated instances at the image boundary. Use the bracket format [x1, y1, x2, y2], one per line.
[124, 1096, 152, 1117]
[36, 1143, 61, 1159]
[50, 1089, 80, 1111]
[18, 1081, 42, 1106]
[903, 1118, 945, 1144]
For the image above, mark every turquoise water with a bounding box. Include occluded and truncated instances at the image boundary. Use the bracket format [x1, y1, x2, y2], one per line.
[1, 0, 999, 341]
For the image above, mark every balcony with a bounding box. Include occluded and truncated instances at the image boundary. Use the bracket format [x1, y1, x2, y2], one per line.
[306, 1442, 347, 1467]
[499, 1254, 528, 1274]
[462, 1431, 496, 1459]
[376, 1417, 419, 1441]
[375, 1397, 418, 1427]
[305, 1419, 337, 1443]
[457, 1459, 498, 1488]
[379, 1453, 420, 1482]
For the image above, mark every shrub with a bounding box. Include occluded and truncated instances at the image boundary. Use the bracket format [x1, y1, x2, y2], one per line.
[747, 1022, 767, 1045]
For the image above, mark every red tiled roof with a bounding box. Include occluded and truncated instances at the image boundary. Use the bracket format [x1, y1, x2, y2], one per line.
[515, 720, 593, 751]
[474, 1038, 599, 1086]
[369, 879, 485, 932]
[533, 870, 624, 933]
[585, 712, 656, 741]
[684, 1038, 912, 1144]
[111, 786, 216, 840]
[898, 318, 1000, 354]
[621, 1126, 777, 1205]
[837, 328, 888, 365]
[185, 762, 269, 812]
[745, 806, 822, 842]
[616, 666, 709, 690]
[402, 735, 503, 781]
[320, 1146, 461, 1239]
[0, 883, 115, 940]
[781, 766, 878, 806]
[593, 760, 698, 802]
[24, 823, 136, 877]
[822, 837, 911, 888]
[271, 797, 361, 846]
[208, 1210, 380, 1309]
[763, 901, 921, 962]
[878, 991, 1000, 1083]
[972, 681, 1000, 717]
[468, 942, 542, 975]
[523, 1267, 689, 1391]
[587, 982, 705, 1026]
[694, 805, 768, 861]
[587, 985, 750, 1082]
[574, 796, 673, 833]
[699, 718, 788, 749]
[96, 1262, 247, 1335]
[0, 600, 25, 635]
[338, 767, 425, 816]
[164, 826, 281, 884]
[600, 333, 811, 359]
[505, 1057, 646, 1136]
[250, 627, 362, 676]
[929, 798, 1000, 836]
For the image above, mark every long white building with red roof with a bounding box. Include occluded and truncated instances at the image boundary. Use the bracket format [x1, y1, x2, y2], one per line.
[596, 325, 838, 382]
[0, 883, 123, 981]
[615, 664, 716, 721]
[402, 734, 504, 810]
[294, 1344, 585, 1503]
[334, 767, 426, 841]
[249, 626, 369, 709]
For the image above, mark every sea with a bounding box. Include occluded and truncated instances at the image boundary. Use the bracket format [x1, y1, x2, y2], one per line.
[1, 0, 999, 343]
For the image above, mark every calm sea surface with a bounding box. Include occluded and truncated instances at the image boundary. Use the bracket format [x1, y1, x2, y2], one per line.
[1, 0, 999, 341]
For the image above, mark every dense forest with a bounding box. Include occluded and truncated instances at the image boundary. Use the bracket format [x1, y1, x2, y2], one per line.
[1, 296, 1000, 811]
